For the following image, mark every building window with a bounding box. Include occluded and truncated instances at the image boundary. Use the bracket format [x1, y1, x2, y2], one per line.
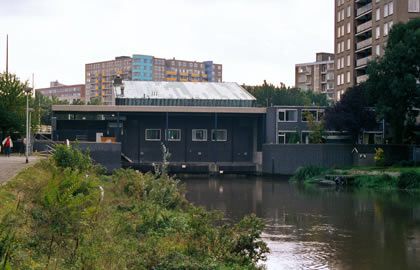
[192, 129, 207, 142]
[278, 109, 298, 122]
[384, 23, 389, 36]
[384, 4, 389, 17]
[145, 129, 161, 141]
[211, 129, 227, 142]
[301, 110, 318, 122]
[347, 22, 351, 34]
[409, 0, 420, 12]
[166, 129, 181, 141]
[376, 8, 381, 21]
[389, 1, 394, 15]
[347, 55, 351, 66]
[347, 5, 351, 17]
[376, 44, 381, 56]
[347, 71, 351, 83]
[278, 131, 300, 144]
[376, 26, 381, 39]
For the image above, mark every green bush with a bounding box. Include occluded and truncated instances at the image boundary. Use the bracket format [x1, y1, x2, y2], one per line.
[1, 158, 269, 269]
[52, 144, 92, 172]
[292, 166, 327, 182]
[398, 171, 420, 190]
[354, 174, 397, 189]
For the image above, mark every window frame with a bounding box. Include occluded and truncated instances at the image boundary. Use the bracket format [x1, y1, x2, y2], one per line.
[277, 131, 300, 144]
[211, 129, 228, 142]
[145, 129, 161, 141]
[192, 129, 208, 142]
[278, 109, 298, 122]
[166, 129, 182, 142]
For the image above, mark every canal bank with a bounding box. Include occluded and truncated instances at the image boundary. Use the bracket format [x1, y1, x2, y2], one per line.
[182, 176, 420, 270]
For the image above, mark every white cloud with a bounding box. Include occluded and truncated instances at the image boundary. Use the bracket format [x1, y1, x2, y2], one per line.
[0, 0, 333, 88]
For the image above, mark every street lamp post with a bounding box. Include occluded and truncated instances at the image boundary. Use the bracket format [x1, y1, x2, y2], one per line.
[24, 86, 32, 163]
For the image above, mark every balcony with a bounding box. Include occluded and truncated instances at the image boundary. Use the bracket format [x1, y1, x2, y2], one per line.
[357, 20, 372, 33]
[357, 75, 368, 84]
[165, 70, 177, 75]
[356, 56, 372, 67]
[356, 3, 372, 17]
[356, 38, 372, 50]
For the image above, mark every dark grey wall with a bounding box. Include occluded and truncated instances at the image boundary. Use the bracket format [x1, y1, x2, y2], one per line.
[262, 144, 415, 175]
[262, 144, 353, 175]
[75, 142, 121, 172]
[54, 112, 263, 165]
[121, 113, 257, 163]
[265, 107, 278, 144]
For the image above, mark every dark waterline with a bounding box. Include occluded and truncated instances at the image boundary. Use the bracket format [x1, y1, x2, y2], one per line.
[181, 176, 420, 270]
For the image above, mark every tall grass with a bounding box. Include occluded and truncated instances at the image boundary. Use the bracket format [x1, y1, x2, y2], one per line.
[291, 166, 328, 182]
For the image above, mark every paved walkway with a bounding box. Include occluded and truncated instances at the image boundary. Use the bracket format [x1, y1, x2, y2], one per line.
[0, 155, 41, 185]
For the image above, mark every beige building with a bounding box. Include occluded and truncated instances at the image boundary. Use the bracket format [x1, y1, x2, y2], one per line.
[295, 53, 335, 100]
[36, 81, 85, 104]
[85, 56, 132, 105]
[334, 0, 420, 100]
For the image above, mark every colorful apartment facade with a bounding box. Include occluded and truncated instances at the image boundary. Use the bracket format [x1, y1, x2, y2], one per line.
[86, 55, 223, 104]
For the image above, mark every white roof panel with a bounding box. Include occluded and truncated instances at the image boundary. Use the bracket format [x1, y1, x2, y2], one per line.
[121, 81, 256, 101]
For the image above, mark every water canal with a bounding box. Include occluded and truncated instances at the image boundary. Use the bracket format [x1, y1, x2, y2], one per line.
[182, 176, 420, 270]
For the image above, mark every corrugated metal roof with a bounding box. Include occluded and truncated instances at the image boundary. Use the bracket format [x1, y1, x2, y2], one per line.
[121, 81, 256, 101]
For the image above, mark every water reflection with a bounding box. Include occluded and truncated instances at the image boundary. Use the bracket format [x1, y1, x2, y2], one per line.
[182, 176, 420, 270]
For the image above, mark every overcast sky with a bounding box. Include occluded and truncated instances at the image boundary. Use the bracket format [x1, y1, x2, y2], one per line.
[0, 0, 333, 88]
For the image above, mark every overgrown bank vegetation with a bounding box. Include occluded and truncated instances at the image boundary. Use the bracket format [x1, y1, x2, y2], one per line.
[291, 165, 420, 191]
[0, 145, 268, 269]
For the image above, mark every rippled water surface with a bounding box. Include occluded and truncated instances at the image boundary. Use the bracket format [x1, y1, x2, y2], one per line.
[182, 176, 420, 270]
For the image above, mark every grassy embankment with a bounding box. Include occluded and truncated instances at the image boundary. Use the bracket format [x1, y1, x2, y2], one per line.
[291, 165, 420, 190]
[0, 145, 269, 270]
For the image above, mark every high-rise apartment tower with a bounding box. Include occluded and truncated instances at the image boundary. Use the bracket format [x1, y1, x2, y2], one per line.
[334, 0, 420, 100]
[295, 52, 335, 100]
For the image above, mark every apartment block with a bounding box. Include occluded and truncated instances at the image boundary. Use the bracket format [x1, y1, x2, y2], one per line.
[85, 56, 132, 105]
[86, 55, 223, 104]
[36, 81, 85, 104]
[334, 0, 420, 101]
[132, 55, 222, 83]
[295, 53, 335, 100]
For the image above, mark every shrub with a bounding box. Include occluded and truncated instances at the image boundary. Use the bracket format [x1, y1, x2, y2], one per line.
[398, 171, 420, 190]
[374, 148, 385, 167]
[393, 160, 416, 167]
[292, 166, 327, 182]
[52, 144, 92, 172]
[354, 174, 397, 189]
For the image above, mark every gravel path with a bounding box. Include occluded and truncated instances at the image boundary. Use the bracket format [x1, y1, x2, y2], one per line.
[0, 155, 41, 185]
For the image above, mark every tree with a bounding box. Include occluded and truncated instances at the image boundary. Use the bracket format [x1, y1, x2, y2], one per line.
[0, 73, 28, 136]
[31, 93, 69, 129]
[71, 99, 84, 105]
[366, 18, 420, 144]
[304, 111, 325, 143]
[244, 80, 329, 107]
[324, 84, 377, 143]
[88, 97, 102, 105]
